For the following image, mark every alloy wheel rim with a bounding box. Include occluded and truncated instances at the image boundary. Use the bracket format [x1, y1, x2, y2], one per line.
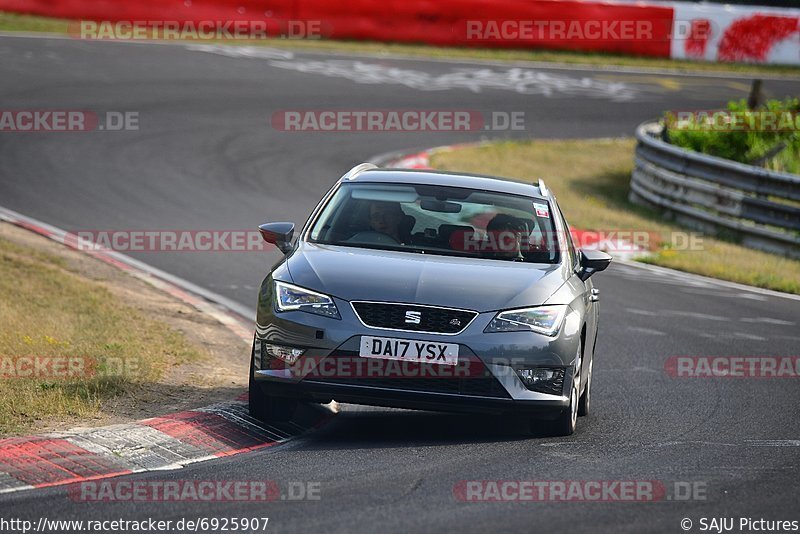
[585, 359, 593, 410]
[570, 384, 578, 428]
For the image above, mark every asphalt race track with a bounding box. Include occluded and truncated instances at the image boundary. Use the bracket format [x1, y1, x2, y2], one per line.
[1, 35, 799, 533]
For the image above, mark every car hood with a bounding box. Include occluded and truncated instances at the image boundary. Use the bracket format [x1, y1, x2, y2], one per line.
[285, 243, 566, 312]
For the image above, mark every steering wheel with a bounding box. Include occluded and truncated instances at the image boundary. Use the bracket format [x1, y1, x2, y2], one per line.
[346, 231, 401, 245]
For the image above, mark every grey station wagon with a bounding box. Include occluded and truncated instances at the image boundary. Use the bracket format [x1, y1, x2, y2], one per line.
[250, 163, 611, 436]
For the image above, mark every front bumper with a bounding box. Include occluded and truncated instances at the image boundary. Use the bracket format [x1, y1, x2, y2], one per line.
[253, 377, 569, 416]
[253, 293, 582, 417]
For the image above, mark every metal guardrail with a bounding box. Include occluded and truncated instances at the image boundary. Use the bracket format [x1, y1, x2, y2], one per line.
[629, 121, 800, 259]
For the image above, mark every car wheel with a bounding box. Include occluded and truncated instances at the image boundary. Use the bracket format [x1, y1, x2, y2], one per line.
[248, 339, 298, 423]
[549, 380, 579, 436]
[528, 341, 582, 437]
[578, 358, 592, 417]
[551, 339, 582, 434]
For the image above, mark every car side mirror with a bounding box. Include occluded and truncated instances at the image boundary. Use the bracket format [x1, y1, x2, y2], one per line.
[259, 222, 295, 254]
[577, 249, 612, 281]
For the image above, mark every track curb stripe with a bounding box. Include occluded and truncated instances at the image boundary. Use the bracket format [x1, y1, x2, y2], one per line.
[0, 401, 329, 494]
[0, 437, 130, 488]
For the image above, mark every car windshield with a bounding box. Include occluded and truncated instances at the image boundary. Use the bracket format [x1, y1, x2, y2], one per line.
[308, 182, 560, 264]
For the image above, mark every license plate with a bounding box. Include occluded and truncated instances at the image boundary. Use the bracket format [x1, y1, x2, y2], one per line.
[359, 336, 459, 366]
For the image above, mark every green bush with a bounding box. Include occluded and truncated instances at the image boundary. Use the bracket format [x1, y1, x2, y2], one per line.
[664, 98, 800, 174]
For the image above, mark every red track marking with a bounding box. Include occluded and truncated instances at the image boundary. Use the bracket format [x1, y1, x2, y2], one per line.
[718, 14, 799, 62]
[0, 438, 129, 487]
[142, 411, 277, 456]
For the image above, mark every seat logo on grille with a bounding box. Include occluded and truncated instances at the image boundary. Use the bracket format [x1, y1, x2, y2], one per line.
[404, 311, 422, 324]
[449, 318, 461, 326]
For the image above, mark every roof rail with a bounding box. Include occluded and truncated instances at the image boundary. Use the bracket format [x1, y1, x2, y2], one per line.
[538, 179, 549, 197]
[341, 163, 378, 181]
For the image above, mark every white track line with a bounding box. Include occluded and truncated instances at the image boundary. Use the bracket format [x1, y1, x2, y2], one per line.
[1, 31, 797, 80]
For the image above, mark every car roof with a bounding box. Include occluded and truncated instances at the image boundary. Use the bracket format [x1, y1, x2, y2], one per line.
[346, 168, 549, 201]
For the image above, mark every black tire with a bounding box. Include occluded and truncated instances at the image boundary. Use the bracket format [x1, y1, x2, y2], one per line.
[553, 339, 583, 434]
[578, 358, 592, 417]
[528, 339, 582, 437]
[248, 339, 298, 423]
[549, 380, 579, 436]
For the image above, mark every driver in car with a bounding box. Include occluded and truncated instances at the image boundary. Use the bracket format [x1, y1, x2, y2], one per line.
[369, 201, 409, 244]
[486, 213, 527, 261]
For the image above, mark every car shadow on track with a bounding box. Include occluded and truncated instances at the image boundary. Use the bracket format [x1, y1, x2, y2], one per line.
[297, 404, 573, 449]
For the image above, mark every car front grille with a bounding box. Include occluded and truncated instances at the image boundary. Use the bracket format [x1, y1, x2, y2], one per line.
[302, 352, 511, 399]
[351, 301, 477, 334]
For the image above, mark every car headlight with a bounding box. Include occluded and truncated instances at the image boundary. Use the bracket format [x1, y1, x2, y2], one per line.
[274, 281, 340, 319]
[484, 305, 567, 336]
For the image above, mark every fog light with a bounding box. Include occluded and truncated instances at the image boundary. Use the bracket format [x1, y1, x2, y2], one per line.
[264, 343, 305, 365]
[518, 368, 555, 384]
[515, 367, 565, 395]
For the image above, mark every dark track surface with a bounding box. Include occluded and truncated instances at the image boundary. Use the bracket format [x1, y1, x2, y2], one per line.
[1, 35, 798, 533]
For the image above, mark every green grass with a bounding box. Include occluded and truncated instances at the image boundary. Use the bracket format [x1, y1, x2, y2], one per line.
[0, 11, 69, 34]
[0, 236, 204, 434]
[430, 138, 800, 294]
[2, 11, 800, 76]
[665, 98, 800, 174]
